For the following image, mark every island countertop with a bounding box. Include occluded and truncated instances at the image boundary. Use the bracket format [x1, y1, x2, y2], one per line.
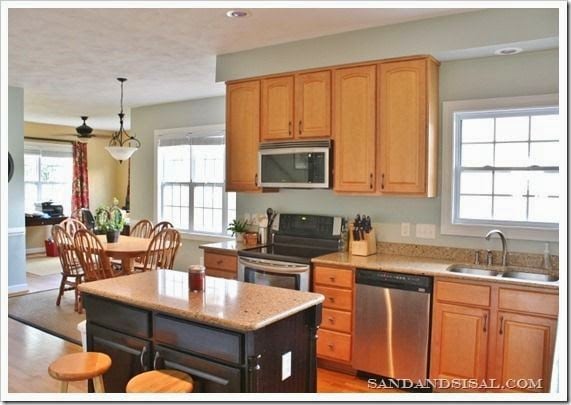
[79, 269, 324, 332]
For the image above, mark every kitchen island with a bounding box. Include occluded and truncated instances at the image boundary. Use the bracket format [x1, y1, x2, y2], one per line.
[79, 269, 323, 393]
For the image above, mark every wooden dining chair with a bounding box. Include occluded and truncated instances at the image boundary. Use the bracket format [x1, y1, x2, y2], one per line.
[74, 229, 116, 282]
[149, 221, 174, 239]
[136, 228, 181, 272]
[130, 219, 153, 238]
[51, 225, 84, 313]
[60, 217, 87, 237]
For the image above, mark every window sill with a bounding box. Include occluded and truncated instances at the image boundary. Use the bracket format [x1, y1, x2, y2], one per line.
[440, 221, 559, 242]
[179, 232, 234, 243]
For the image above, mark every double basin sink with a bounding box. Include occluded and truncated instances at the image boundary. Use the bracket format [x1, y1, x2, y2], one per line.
[447, 265, 558, 283]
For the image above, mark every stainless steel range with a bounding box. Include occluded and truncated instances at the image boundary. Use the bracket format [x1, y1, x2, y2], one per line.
[238, 213, 344, 291]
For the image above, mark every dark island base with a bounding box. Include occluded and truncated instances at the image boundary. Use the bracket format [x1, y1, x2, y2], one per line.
[83, 294, 322, 393]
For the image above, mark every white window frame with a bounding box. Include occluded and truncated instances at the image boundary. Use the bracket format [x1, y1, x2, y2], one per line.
[154, 124, 234, 242]
[441, 94, 560, 242]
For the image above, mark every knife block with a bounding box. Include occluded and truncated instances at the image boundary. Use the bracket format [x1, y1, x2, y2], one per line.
[349, 224, 377, 256]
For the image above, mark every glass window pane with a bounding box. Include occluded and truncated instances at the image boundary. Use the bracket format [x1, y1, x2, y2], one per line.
[529, 142, 559, 167]
[461, 118, 494, 143]
[493, 196, 527, 221]
[171, 208, 181, 228]
[40, 156, 72, 183]
[227, 210, 236, 233]
[194, 208, 204, 231]
[461, 144, 493, 167]
[172, 185, 181, 207]
[203, 208, 213, 232]
[181, 185, 189, 207]
[213, 187, 223, 209]
[528, 197, 559, 223]
[25, 183, 39, 212]
[194, 186, 204, 208]
[163, 186, 172, 205]
[494, 142, 529, 167]
[531, 114, 559, 141]
[180, 209, 189, 230]
[163, 206, 172, 222]
[459, 196, 492, 220]
[495, 116, 529, 142]
[227, 192, 236, 211]
[24, 154, 39, 182]
[213, 208, 223, 233]
[160, 145, 190, 182]
[529, 171, 559, 198]
[494, 171, 527, 196]
[203, 186, 213, 208]
[459, 171, 493, 194]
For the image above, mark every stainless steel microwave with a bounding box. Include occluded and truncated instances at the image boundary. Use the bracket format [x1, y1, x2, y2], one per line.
[258, 140, 331, 188]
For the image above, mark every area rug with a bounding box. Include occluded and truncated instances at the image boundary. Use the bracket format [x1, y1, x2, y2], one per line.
[26, 256, 62, 276]
[8, 289, 84, 345]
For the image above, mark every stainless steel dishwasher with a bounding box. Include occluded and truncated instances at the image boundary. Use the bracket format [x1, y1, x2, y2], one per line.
[353, 269, 433, 381]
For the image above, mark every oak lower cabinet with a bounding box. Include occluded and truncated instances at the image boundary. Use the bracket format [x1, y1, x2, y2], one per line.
[430, 278, 558, 392]
[313, 265, 354, 366]
[226, 80, 260, 192]
[203, 250, 238, 279]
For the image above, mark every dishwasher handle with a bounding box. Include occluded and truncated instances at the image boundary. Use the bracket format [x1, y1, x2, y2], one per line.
[356, 269, 433, 293]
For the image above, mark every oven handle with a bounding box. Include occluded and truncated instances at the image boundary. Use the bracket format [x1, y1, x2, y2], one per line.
[239, 257, 310, 274]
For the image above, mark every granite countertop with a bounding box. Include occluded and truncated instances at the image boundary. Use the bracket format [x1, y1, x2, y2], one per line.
[199, 240, 264, 254]
[312, 252, 559, 290]
[79, 269, 324, 332]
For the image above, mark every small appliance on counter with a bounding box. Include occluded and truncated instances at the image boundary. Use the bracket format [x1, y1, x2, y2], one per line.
[349, 214, 376, 256]
[34, 201, 64, 218]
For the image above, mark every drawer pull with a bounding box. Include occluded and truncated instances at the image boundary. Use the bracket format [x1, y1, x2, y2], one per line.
[329, 276, 335, 282]
[328, 317, 335, 324]
[139, 345, 148, 371]
[216, 260, 223, 265]
[327, 343, 334, 350]
[499, 316, 504, 335]
[328, 297, 335, 303]
[483, 314, 488, 333]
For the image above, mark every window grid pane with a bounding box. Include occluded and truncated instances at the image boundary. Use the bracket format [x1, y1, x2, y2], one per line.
[456, 108, 559, 226]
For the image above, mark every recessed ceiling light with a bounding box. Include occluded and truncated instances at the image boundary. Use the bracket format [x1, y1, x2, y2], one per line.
[226, 10, 250, 18]
[494, 47, 523, 56]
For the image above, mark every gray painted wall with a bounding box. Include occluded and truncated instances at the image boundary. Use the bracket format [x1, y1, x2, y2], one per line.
[8, 86, 27, 289]
[216, 8, 558, 82]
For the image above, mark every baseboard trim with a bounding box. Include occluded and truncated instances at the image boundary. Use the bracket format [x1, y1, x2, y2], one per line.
[8, 284, 29, 296]
[317, 358, 357, 375]
[26, 247, 45, 255]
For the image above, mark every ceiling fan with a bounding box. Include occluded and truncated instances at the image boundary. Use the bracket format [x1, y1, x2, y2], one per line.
[75, 116, 95, 139]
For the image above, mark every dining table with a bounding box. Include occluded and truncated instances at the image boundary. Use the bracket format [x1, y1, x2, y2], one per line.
[97, 235, 152, 275]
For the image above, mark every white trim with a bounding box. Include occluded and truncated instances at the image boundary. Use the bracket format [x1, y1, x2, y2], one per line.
[180, 232, 233, 243]
[441, 94, 559, 242]
[8, 227, 25, 236]
[8, 284, 28, 295]
[26, 247, 45, 255]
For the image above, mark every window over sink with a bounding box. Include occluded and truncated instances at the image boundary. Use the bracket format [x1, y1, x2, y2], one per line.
[155, 125, 236, 236]
[441, 94, 560, 241]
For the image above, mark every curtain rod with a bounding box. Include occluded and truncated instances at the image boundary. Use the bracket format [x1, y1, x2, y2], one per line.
[24, 137, 77, 144]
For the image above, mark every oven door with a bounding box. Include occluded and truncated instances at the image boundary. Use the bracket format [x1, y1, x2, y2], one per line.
[238, 257, 310, 291]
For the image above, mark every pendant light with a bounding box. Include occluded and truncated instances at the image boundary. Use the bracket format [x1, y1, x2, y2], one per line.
[105, 78, 140, 162]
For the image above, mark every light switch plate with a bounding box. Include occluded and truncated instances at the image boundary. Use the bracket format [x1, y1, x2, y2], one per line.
[401, 222, 411, 237]
[282, 351, 291, 381]
[416, 224, 436, 239]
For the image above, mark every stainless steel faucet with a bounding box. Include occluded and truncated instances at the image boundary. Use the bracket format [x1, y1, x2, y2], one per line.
[485, 229, 508, 266]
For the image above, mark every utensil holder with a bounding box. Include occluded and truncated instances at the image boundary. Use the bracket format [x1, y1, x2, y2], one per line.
[349, 224, 377, 256]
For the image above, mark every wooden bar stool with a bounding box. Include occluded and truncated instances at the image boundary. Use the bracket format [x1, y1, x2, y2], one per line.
[48, 352, 112, 393]
[126, 370, 194, 393]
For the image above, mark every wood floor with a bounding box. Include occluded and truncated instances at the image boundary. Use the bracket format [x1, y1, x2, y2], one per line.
[8, 318, 385, 394]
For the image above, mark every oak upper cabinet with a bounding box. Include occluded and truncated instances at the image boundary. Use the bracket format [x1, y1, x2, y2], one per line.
[378, 57, 439, 196]
[431, 302, 490, 387]
[261, 76, 294, 141]
[294, 71, 331, 138]
[226, 80, 260, 192]
[333, 65, 377, 193]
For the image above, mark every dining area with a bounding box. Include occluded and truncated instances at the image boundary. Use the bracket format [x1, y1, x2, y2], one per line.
[52, 215, 182, 314]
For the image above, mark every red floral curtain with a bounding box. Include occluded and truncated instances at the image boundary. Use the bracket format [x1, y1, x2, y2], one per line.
[71, 142, 89, 217]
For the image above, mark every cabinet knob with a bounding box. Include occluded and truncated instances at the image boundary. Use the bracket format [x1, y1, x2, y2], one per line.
[328, 317, 335, 324]
[328, 343, 334, 350]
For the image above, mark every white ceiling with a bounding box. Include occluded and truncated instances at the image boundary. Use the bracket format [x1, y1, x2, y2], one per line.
[9, 7, 473, 130]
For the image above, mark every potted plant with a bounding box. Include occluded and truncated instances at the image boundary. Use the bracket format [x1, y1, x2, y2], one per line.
[95, 198, 125, 243]
[227, 219, 249, 243]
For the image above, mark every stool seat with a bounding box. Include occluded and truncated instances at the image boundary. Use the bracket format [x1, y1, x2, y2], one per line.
[126, 370, 194, 393]
[48, 352, 112, 382]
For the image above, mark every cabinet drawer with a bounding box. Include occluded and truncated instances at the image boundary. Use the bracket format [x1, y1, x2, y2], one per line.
[317, 329, 351, 362]
[154, 314, 243, 365]
[83, 294, 151, 339]
[498, 288, 558, 317]
[206, 268, 237, 280]
[314, 285, 352, 311]
[436, 280, 491, 307]
[314, 266, 353, 289]
[321, 308, 352, 333]
[204, 252, 237, 272]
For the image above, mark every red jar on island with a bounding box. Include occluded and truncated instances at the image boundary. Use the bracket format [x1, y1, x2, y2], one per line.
[188, 265, 205, 292]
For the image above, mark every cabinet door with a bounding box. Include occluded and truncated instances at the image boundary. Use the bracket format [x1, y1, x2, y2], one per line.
[493, 312, 557, 392]
[294, 71, 331, 138]
[378, 58, 428, 194]
[226, 81, 260, 192]
[88, 323, 152, 393]
[333, 65, 376, 192]
[261, 76, 294, 141]
[430, 303, 489, 388]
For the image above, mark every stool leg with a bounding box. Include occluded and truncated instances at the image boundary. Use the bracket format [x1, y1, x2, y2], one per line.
[59, 381, 69, 393]
[93, 375, 105, 393]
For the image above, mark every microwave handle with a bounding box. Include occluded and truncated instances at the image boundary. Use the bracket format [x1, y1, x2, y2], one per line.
[239, 257, 310, 274]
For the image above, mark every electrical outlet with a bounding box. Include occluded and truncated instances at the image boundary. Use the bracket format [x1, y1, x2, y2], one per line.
[416, 224, 436, 239]
[401, 222, 411, 237]
[282, 351, 291, 381]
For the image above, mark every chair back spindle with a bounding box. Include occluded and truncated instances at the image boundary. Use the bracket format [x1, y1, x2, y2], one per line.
[74, 229, 115, 281]
[130, 219, 154, 238]
[142, 228, 181, 271]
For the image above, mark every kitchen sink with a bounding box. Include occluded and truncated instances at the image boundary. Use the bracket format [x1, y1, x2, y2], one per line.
[500, 271, 559, 282]
[447, 266, 499, 277]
